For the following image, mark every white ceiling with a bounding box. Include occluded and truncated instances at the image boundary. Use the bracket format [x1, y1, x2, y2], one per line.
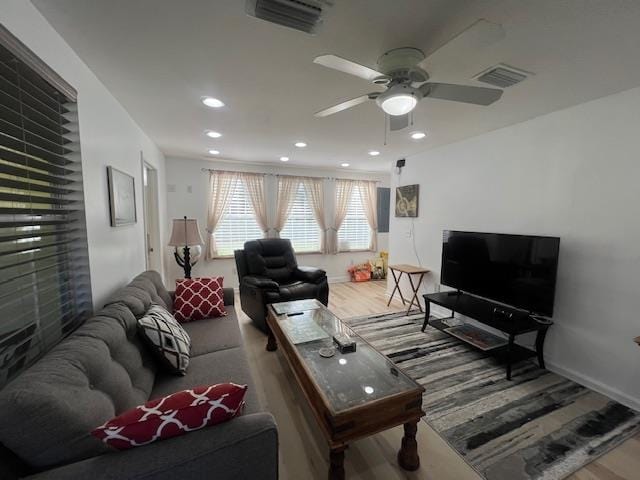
[33, 0, 640, 172]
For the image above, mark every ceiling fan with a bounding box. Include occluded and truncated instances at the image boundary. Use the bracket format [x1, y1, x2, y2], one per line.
[313, 19, 505, 130]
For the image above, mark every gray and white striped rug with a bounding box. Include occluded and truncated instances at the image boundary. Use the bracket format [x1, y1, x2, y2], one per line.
[345, 311, 640, 480]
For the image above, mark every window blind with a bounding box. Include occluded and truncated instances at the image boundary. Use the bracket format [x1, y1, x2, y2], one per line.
[280, 182, 321, 253]
[0, 39, 92, 388]
[215, 180, 263, 257]
[338, 185, 371, 251]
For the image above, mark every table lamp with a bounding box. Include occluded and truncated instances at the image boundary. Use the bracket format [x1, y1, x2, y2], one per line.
[168, 216, 205, 278]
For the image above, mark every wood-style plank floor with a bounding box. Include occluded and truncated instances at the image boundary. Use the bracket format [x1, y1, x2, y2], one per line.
[236, 281, 639, 480]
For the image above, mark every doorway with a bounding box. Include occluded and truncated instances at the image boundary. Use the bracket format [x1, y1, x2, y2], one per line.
[142, 154, 162, 272]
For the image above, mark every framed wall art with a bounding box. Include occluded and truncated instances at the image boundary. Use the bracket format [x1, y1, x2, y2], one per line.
[107, 166, 136, 226]
[395, 184, 419, 217]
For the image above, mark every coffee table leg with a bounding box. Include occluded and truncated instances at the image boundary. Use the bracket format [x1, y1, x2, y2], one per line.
[266, 326, 277, 352]
[398, 420, 420, 471]
[329, 446, 346, 480]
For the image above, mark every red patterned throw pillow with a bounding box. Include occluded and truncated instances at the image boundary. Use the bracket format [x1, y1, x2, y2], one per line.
[92, 383, 247, 450]
[174, 277, 226, 322]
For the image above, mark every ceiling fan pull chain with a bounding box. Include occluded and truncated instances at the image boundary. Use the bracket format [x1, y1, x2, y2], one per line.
[384, 115, 388, 145]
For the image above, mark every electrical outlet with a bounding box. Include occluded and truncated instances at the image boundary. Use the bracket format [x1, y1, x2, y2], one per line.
[406, 229, 412, 238]
[186, 185, 192, 193]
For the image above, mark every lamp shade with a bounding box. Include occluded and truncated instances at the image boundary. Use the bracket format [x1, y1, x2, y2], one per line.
[168, 218, 205, 247]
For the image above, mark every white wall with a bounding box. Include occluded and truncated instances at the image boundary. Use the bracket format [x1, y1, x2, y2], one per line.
[389, 85, 640, 410]
[1, 1, 167, 307]
[164, 156, 390, 287]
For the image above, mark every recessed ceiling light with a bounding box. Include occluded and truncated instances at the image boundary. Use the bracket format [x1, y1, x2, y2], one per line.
[201, 97, 225, 108]
[208, 149, 220, 155]
[294, 142, 307, 148]
[368, 150, 380, 156]
[280, 156, 289, 162]
[205, 130, 222, 138]
[411, 131, 426, 140]
[341, 163, 350, 167]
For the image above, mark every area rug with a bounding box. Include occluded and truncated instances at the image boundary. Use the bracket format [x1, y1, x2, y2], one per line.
[345, 311, 640, 480]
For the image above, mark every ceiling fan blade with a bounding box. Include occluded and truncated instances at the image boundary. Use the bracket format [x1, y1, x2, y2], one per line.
[421, 82, 502, 106]
[389, 114, 409, 131]
[314, 94, 375, 117]
[421, 19, 505, 68]
[314, 54, 385, 82]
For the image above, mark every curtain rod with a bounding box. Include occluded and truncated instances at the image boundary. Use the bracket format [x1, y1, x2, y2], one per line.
[200, 168, 381, 183]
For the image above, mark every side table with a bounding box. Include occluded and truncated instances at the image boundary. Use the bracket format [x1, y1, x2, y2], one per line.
[387, 264, 430, 315]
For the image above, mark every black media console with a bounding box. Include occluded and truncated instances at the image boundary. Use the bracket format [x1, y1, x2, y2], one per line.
[422, 291, 552, 380]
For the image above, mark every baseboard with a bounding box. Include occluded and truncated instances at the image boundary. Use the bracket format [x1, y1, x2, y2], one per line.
[328, 275, 350, 284]
[544, 359, 640, 411]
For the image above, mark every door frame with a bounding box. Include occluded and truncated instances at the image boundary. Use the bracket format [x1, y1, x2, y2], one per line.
[140, 153, 161, 272]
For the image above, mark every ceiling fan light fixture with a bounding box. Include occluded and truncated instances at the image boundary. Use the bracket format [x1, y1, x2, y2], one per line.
[380, 94, 417, 116]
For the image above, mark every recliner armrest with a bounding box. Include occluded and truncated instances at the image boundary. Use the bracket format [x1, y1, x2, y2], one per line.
[294, 266, 327, 283]
[242, 276, 279, 290]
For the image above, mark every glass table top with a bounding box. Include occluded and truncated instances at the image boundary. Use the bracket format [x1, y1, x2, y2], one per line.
[271, 301, 421, 414]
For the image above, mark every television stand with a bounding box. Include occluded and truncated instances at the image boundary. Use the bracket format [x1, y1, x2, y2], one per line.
[421, 292, 552, 380]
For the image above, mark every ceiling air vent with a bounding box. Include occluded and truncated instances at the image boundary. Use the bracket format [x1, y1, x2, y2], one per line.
[246, 0, 333, 34]
[473, 64, 532, 88]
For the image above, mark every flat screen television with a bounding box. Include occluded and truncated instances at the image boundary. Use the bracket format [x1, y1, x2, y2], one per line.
[441, 230, 560, 316]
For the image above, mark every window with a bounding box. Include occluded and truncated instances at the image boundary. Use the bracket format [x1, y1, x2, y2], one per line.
[280, 182, 321, 253]
[214, 180, 263, 257]
[0, 31, 91, 388]
[338, 185, 372, 251]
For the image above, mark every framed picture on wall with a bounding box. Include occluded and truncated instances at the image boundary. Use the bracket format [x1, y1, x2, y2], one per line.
[107, 166, 136, 226]
[395, 184, 419, 217]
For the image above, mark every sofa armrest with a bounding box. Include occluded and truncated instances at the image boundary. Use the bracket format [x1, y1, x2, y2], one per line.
[26, 413, 277, 480]
[295, 266, 327, 283]
[223, 287, 235, 306]
[242, 276, 279, 291]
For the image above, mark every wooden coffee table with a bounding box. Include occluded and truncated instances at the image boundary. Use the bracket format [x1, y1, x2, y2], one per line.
[266, 299, 425, 480]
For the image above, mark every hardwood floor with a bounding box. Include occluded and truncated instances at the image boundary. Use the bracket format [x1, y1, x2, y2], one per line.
[236, 281, 639, 480]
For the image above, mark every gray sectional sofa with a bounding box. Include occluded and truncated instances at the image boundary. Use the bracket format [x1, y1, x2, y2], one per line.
[0, 271, 278, 479]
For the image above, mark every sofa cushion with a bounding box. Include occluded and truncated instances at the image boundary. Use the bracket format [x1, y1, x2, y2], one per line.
[181, 309, 243, 357]
[151, 347, 260, 415]
[138, 304, 191, 375]
[104, 271, 173, 316]
[174, 277, 226, 322]
[92, 383, 247, 450]
[0, 303, 157, 468]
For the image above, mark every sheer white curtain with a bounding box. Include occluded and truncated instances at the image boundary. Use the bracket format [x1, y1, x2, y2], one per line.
[274, 175, 300, 237]
[238, 172, 268, 236]
[331, 179, 355, 254]
[300, 177, 328, 253]
[355, 180, 378, 251]
[204, 171, 240, 259]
